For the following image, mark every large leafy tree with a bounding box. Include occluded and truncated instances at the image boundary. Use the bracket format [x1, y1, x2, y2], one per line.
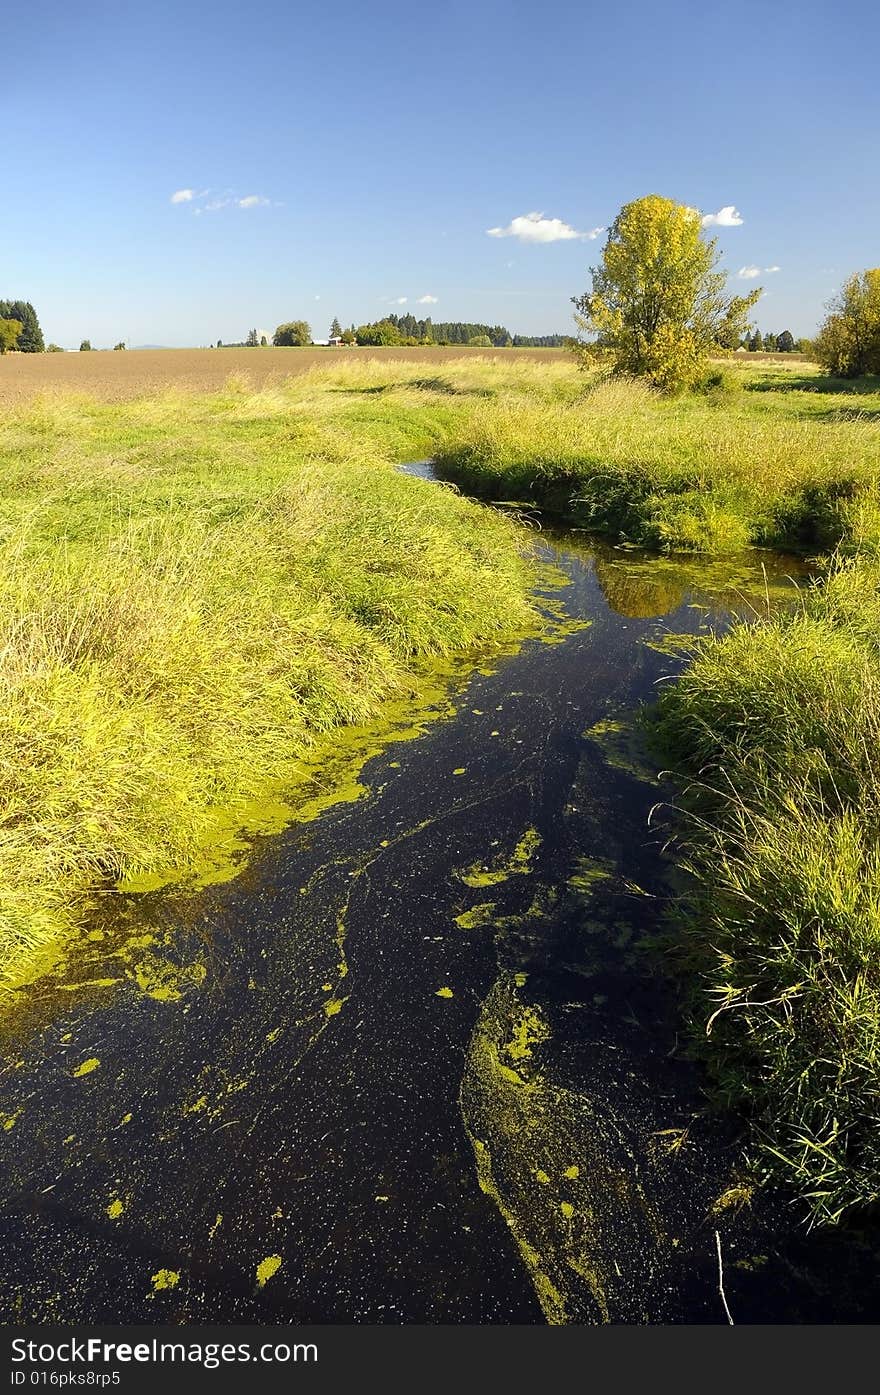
[354, 319, 402, 346]
[273, 320, 312, 346]
[812, 270, 880, 377]
[0, 300, 44, 352]
[571, 194, 760, 392]
[0, 318, 22, 354]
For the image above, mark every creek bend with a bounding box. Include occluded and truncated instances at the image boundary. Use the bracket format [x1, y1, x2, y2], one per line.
[0, 465, 875, 1323]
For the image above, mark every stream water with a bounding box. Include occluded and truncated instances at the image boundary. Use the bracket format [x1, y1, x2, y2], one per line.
[1, 467, 877, 1324]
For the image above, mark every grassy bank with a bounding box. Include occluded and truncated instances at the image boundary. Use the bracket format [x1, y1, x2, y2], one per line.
[0, 367, 539, 989]
[435, 362, 880, 554]
[653, 552, 880, 1223]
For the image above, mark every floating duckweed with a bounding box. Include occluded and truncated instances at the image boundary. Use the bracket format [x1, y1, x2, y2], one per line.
[324, 997, 345, 1017]
[436, 986, 454, 999]
[452, 767, 467, 776]
[458, 826, 542, 888]
[72, 1057, 100, 1078]
[504, 1006, 550, 1064]
[132, 956, 206, 1003]
[107, 1198, 124, 1219]
[454, 903, 496, 931]
[256, 1254, 282, 1287]
[151, 1269, 180, 1291]
[563, 1165, 580, 1180]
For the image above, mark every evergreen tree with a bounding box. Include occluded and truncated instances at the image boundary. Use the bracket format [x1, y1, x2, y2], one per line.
[329, 317, 343, 339]
[246, 328, 259, 347]
[776, 330, 795, 352]
[0, 300, 44, 352]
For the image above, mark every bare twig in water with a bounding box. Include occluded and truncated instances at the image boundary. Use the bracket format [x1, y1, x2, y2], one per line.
[715, 1229, 735, 1325]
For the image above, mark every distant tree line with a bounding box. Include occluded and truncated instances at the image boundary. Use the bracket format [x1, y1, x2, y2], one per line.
[740, 329, 799, 352]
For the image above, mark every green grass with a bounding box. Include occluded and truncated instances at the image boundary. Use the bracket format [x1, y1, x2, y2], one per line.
[652, 553, 880, 1223]
[0, 365, 540, 990]
[434, 359, 880, 554]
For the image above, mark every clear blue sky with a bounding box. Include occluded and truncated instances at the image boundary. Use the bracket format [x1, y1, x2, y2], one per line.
[4, 0, 878, 347]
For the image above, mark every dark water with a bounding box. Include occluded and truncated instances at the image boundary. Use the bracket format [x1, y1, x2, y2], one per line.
[1, 472, 876, 1325]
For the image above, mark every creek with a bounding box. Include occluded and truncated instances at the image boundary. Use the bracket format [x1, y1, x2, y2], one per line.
[1, 465, 875, 1323]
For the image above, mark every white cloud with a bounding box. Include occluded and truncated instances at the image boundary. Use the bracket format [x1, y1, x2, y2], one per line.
[171, 188, 272, 212]
[416, 294, 438, 304]
[701, 205, 744, 227]
[393, 296, 408, 304]
[486, 211, 604, 243]
[738, 264, 781, 279]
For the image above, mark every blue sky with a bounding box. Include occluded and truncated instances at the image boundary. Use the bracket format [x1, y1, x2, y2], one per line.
[4, 0, 878, 347]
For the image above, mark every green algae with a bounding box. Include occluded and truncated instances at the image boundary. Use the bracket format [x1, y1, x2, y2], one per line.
[454, 902, 496, 931]
[585, 717, 658, 782]
[71, 1057, 100, 1078]
[106, 1198, 124, 1219]
[436, 986, 454, 999]
[457, 825, 542, 889]
[150, 1269, 179, 1292]
[255, 1254, 282, 1287]
[504, 1006, 549, 1064]
[567, 856, 614, 897]
[459, 973, 666, 1324]
[132, 956, 206, 1003]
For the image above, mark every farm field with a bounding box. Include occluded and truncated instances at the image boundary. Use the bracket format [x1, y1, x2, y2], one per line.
[0, 344, 566, 403]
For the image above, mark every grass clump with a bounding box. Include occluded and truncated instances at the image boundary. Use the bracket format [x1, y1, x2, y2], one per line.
[653, 554, 880, 1223]
[435, 362, 880, 554]
[0, 369, 538, 988]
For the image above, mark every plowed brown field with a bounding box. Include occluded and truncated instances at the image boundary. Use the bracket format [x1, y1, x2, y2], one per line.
[0, 346, 565, 404]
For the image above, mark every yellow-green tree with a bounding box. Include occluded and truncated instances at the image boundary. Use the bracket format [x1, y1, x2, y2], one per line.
[572, 194, 760, 392]
[0, 318, 22, 354]
[813, 270, 880, 378]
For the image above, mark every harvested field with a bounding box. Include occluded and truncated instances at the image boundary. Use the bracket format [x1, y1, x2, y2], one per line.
[0, 345, 565, 404]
